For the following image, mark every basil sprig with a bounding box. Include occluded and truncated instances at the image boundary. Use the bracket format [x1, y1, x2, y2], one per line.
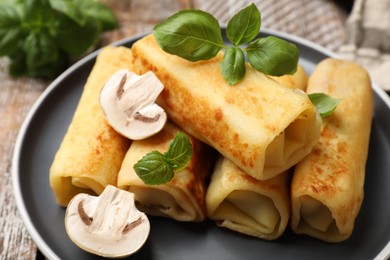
[153, 3, 299, 85]
[133, 132, 193, 185]
[308, 93, 341, 118]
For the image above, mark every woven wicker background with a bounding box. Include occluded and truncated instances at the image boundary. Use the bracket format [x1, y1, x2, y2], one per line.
[199, 0, 347, 51]
[102, 0, 348, 52]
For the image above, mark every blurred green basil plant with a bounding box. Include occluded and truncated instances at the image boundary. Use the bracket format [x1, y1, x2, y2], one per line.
[0, 0, 118, 78]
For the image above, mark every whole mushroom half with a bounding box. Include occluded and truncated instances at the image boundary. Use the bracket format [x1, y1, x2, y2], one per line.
[65, 185, 150, 258]
[100, 69, 167, 140]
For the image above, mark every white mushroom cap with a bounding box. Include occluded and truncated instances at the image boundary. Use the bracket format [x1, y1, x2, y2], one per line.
[65, 185, 150, 258]
[100, 69, 167, 140]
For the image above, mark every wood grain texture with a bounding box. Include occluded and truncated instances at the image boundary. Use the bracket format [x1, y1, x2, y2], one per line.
[0, 56, 49, 260]
[0, 0, 346, 259]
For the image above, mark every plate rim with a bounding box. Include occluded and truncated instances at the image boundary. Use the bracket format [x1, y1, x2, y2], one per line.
[11, 28, 390, 260]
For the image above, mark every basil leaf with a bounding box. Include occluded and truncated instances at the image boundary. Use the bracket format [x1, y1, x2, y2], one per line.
[18, 0, 40, 10]
[133, 133, 193, 185]
[153, 9, 224, 62]
[55, 15, 100, 56]
[78, 1, 118, 31]
[0, 4, 24, 56]
[221, 46, 246, 85]
[134, 151, 174, 185]
[22, 0, 51, 14]
[165, 132, 193, 171]
[226, 3, 260, 46]
[24, 55, 66, 78]
[8, 51, 27, 77]
[246, 36, 299, 76]
[308, 93, 341, 118]
[24, 29, 58, 70]
[48, 0, 86, 25]
[20, 0, 55, 30]
[0, 27, 24, 55]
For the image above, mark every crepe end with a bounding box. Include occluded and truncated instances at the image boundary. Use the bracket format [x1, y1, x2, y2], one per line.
[49, 46, 134, 207]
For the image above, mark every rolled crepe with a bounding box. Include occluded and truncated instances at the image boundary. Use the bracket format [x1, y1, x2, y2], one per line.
[132, 34, 321, 180]
[270, 64, 308, 91]
[206, 156, 290, 240]
[117, 121, 216, 222]
[50, 46, 133, 206]
[290, 58, 374, 242]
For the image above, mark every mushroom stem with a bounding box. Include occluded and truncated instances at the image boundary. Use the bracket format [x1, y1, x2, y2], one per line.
[88, 185, 142, 240]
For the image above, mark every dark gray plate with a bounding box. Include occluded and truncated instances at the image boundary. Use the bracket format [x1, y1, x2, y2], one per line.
[12, 29, 390, 260]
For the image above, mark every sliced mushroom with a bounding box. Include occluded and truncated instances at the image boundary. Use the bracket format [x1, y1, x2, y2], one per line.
[65, 185, 150, 258]
[100, 69, 167, 140]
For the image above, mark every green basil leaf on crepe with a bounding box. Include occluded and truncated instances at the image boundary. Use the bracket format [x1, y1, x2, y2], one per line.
[134, 151, 174, 185]
[246, 36, 299, 76]
[221, 46, 246, 85]
[134, 133, 193, 185]
[153, 9, 224, 62]
[226, 3, 260, 46]
[308, 93, 341, 118]
[165, 132, 193, 171]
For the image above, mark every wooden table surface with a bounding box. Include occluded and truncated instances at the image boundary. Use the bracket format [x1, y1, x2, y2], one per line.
[0, 0, 348, 259]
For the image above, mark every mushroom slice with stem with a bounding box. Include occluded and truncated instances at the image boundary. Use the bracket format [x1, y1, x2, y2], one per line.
[65, 185, 150, 258]
[100, 69, 167, 140]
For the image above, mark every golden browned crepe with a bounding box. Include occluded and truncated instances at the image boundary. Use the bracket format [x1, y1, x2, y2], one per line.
[50, 46, 133, 206]
[290, 58, 374, 242]
[270, 64, 308, 91]
[206, 156, 290, 240]
[132, 34, 321, 181]
[117, 121, 216, 222]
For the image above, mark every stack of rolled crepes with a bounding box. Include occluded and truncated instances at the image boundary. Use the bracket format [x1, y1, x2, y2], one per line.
[50, 33, 372, 242]
[131, 34, 321, 181]
[117, 121, 216, 222]
[50, 46, 133, 206]
[131, 34, 322, 239]
[290, 58, 373, 242]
